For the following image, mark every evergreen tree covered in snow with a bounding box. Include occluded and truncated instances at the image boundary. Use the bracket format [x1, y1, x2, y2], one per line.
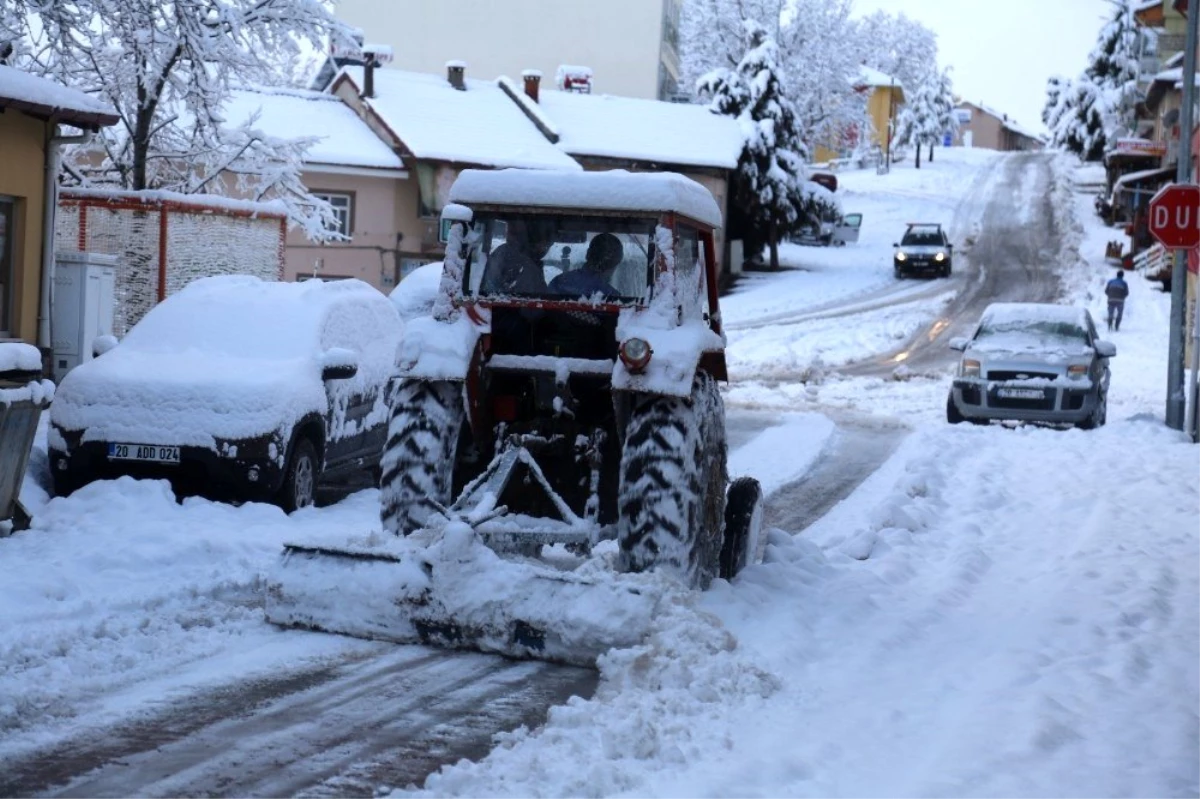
[681, 0, 863, 159]
[893, 70, 944, 168]
[1043, 0, 1140, 161]
[930, 68, 959, 162]
[699, 20, 807, 270]
[11, 0, 352, 239]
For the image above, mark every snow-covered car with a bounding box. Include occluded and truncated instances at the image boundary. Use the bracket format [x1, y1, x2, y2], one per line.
[894, 222, 952, 278]
[388, 261, 442, 322]
[946, 302, 1116, 429]
[48, 275, 402, 510]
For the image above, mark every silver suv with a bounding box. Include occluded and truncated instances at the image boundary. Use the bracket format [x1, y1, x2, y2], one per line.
[947, 302, 1115, 429]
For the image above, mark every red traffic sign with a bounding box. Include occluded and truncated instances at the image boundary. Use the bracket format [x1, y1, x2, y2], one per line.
[1149, 183, 1200, 250]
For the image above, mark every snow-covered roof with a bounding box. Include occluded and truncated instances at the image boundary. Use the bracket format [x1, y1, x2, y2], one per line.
[0, 65, 119, 129]
[221, 87, 405, 173]
[855, 65, 902, 91]
[521, 88, 743, 170]
[333, 67, 581, 171]
[1115, 166, 1173, 188]
[447, 168, 723, 228]
[1153, 66, 1200, 88]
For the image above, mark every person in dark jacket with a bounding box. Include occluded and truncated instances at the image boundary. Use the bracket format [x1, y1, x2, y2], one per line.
[550, 233, 623, 299]
[1105, 269, 1129, 331]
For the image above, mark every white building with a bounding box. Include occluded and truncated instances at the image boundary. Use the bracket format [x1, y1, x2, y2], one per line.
[331, 0, 685, 101]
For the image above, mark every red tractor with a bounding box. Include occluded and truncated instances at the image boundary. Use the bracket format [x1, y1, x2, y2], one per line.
[268, 169, 764, 664]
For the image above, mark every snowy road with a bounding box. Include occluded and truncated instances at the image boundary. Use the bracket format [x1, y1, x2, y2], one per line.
[5, 150, 1195, 798]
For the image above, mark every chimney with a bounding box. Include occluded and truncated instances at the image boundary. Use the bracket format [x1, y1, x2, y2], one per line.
[364, 57, 376, 99]
[521, 68, 542, 103]
[446, 60, 467, 91]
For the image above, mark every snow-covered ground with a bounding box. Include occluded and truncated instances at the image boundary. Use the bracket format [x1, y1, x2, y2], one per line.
[4, 148, 1197, 797]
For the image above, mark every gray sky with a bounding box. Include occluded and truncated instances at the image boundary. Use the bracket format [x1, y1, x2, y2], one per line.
[851, 0, 1113, 135]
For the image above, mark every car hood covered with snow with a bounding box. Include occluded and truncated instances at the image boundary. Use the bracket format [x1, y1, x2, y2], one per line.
[51, 350, 327, 448]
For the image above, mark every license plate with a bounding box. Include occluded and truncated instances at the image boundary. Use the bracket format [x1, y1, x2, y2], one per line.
[108, 443, 181, 463]
[997, 388, 1044, 399]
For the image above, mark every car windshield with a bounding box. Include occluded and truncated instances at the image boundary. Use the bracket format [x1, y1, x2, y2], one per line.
[974, 318, 1090, 348]
[901, 227, 943, 246]
[464, 213, 656, 303]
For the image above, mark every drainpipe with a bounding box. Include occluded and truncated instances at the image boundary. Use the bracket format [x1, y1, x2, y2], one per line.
[38, 124, 93, 350]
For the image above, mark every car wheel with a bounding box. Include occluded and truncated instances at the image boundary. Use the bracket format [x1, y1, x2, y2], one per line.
[895, 268, 905, 280]
[51, 467, 83, 498]
[1077, 391, 1107, 430]
[946, 394, 966, 425]
[279, 437, 319, 512]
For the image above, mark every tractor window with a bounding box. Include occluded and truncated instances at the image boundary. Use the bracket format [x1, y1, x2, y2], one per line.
[465, 214, 656, 303]
[674, 224, 707, 318]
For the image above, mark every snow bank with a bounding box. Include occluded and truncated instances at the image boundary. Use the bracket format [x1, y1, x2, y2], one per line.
[389, 262, 443, 322]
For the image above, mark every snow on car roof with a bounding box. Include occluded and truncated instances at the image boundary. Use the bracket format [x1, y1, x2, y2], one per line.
[333, 67, 581, 171]
[221, 87, 405, 172]
[980, 302, 1089, 328]
[447, 168, 724, 228]
[122, 275, 392, 359]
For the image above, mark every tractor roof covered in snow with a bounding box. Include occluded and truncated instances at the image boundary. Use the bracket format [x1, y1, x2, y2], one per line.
[447, 168, 724, 229]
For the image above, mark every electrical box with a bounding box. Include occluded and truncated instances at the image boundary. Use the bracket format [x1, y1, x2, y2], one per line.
[52, 252, 116, 378]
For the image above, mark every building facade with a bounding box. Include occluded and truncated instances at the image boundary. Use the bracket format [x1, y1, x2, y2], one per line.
[0, 66, 117, 347]
[952, 102, 1043, 151]
[331, 0, 684, 101]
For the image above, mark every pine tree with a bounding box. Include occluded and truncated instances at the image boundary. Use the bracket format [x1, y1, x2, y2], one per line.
[893, 70, 944, 169]
[1043, 0, 1141, 161]
[698, 20, 807, 270]
[929, 68, 959, 163]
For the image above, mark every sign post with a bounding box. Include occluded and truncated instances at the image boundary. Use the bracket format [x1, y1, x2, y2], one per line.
[1166, 0, 1200, 432]
[1147, 183, 1200, 439]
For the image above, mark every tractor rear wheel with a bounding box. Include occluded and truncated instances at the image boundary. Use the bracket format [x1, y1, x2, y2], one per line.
[380, 379, 464, 536]
[617, 373, 727, 589]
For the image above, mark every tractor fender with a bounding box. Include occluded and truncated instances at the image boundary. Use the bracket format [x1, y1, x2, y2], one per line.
[395, 314, 485, 381]
[612, 318, 725, 398]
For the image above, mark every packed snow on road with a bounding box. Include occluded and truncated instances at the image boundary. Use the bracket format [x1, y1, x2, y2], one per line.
[2, 148, 1196, 797]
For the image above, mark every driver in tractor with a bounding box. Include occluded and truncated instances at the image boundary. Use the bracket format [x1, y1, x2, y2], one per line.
[480, 218, 554, 295]
[550, 232, 623, 299]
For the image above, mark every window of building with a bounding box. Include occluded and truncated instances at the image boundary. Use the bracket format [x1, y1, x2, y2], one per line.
[314, 191, 353, 238]
[0, 198, 14, 337]
[400, 257, 437, 281]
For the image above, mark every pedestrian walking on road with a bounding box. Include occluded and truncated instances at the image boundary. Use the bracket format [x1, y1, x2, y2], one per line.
[1105, 269, 1129, 332]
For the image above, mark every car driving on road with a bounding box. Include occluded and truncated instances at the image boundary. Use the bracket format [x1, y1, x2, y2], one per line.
[48, 275, 402, 510]
[894, 222, 952, 278]
[946, 302, 1115, 429]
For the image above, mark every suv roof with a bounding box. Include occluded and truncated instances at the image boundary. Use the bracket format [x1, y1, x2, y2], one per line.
[447, 168, 723, 228]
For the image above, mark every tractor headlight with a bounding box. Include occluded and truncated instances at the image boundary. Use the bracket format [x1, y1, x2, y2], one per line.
[895, 252, 908, 262]
[1067, 364, 1088, 379]
[619, 337, 653, 373]
[934, 252, 946, 262]
[961, 359, 981, 378]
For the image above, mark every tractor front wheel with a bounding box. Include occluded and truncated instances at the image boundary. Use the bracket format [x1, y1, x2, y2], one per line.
[617, 373, 727, 589]
[380, 379, 465, 536]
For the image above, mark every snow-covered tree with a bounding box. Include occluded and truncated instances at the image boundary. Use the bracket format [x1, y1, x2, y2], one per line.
[893, 70, 943, 168]
[1042, 0, 1140, 161]
[681, 0, 862, 157]
[929, 68, 959, 163]
[13, 0, 353, 239]
[698, 20, 807, 270]
[848, 10, 940, 97]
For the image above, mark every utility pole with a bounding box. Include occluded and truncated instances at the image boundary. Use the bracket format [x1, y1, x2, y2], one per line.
[1168, 0, 1199, 430]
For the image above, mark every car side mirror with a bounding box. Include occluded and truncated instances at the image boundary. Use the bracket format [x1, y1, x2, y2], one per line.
[947, 243, 954, 251]
[320, 348, 359, 381]
[92, 334, 119, 357]
[948, 337, 969, 352]
[1094, 340, 1117, 358]
[892, 242, 899, 247]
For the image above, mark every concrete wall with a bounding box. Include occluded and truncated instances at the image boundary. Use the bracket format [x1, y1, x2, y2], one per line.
[334, 0, 670, 100]
[0, 112, 47, 343]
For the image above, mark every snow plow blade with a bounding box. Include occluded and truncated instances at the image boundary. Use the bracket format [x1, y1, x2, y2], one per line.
[264, 526, 675, 667]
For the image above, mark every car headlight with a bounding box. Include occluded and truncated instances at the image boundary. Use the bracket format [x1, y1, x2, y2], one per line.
[1067, 365, 1088, 379]
[961, 359, 981, 378]
[934, 252, 946, 262]
[895, 252, 907, 262]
